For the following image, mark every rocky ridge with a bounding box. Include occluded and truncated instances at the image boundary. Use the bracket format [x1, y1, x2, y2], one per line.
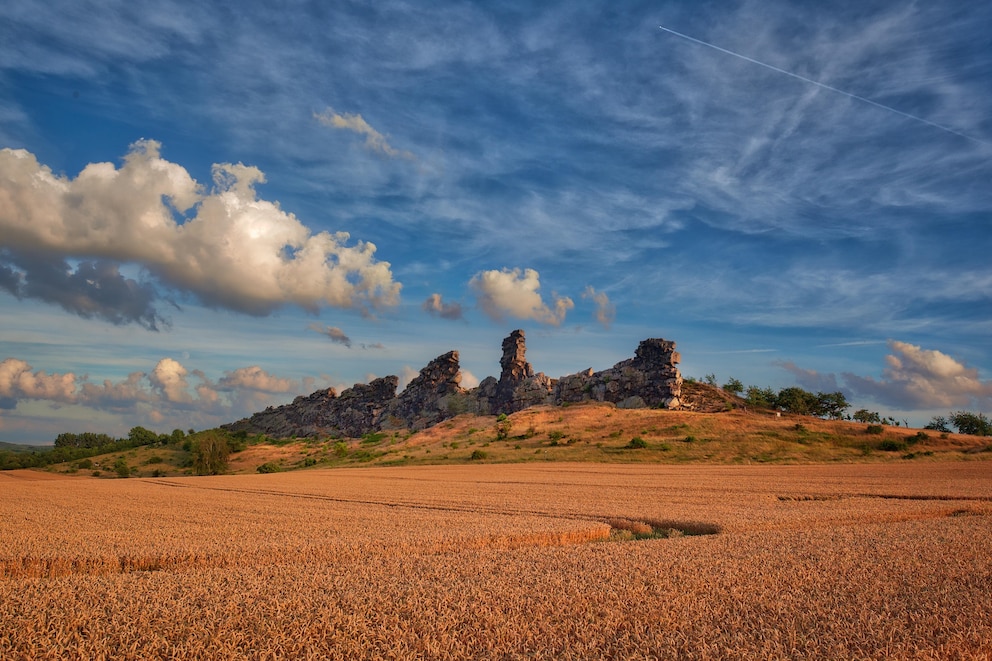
[223, 330, 682, 439]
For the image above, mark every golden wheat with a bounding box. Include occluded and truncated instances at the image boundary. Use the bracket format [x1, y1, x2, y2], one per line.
[1, 462, 990, 659]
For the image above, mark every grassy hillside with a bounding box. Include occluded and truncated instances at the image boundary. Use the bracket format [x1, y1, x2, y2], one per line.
[39, 395, 992, 478]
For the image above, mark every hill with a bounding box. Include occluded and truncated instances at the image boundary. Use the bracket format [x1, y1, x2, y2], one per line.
[0, 441, 47, 453]
[36, 388, 992, 478]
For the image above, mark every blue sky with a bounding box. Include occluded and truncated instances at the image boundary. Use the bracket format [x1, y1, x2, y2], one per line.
[2, 0, 990, 443]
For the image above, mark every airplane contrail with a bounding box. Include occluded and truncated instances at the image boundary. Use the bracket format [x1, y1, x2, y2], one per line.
[658, 25, 986, 145]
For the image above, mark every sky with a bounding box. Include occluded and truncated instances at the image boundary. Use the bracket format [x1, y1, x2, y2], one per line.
[1, 0, 991, 444]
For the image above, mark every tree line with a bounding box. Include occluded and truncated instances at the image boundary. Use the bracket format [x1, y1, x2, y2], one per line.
[712, 376, 849, 419]
[714, 374, 989, 434]
[0, 426, 180, 470]
[924, 412, 991, 436]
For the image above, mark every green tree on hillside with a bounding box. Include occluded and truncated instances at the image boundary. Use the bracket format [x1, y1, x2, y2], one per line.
[192, 434, 231, 475]
[722, 377, 744, 395]
[949, 411, 991, 436]
[745, 386, 777, 409]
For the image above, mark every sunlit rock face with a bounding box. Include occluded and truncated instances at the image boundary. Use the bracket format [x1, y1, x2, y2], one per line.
[224, 330, 682, 439]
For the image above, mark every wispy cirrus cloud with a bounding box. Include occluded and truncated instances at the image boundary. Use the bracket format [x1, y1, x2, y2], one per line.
[314, 108, 415, 160]
[581, 286, 615, 329]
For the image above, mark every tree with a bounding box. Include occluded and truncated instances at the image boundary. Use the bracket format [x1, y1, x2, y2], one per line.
[776, 387, 815, 415]
[924, 415, 951, 432]
[495, 413, 512, 441]
[192, 434, 231, 475]
[54, 432, 116, 448]
[949, 411, 991, 436]
[704, 374, 718, 387]
[814, 391, 849, 419]
[853, 409, 882, 424]
[723, 377, 744, 395]
[113, 457, 130, 478]
[745, 386, 777, 409]
[128, 426, 159, 447]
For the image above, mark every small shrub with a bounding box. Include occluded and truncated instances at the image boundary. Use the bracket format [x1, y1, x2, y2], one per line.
[866, 425, 885, 435]
[910, 431, 929, 444]
[469, 450, 488, 461]
[548, 430, 565, 442]
[450, 442, 459, 449]
[361, 432, 387, 445]
[144, 455, 164, 465]
[879, 439, 907, 452]
[333, 441, 348, 458]
[113, 458, 130, 478]
[256, 462, 281, 474]
[627, 437, 648, 449]
[495, 414, 512, 441]
[151, 468, 165, 477]
[76, 458, 93, 470]
[683, 435, 697, 443]
[91, 470, 101, 477]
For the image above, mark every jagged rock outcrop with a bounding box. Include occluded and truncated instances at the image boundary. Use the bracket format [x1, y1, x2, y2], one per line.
[554, 338, 682, 409]
[379, 351, 470, 431]
[224, 330, 682, 439]
[489, 330, 554, 415]
[225, 376, 398, 438]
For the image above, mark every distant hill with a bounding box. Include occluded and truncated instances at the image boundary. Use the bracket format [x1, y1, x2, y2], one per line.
[0, 441, 48, 453]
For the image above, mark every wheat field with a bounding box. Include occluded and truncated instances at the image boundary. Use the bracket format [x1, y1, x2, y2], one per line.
[2, 462, 991, 659]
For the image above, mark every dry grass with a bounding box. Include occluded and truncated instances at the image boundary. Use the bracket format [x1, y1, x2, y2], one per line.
[2, 462, 991, 659]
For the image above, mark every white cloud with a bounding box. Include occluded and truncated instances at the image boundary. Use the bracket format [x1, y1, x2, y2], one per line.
[780, 341, 992, 412]
[422, 293, 463, 320]
[0, 358, 77, 403]
[581, 286, 616, 329]
[399, 366, 419, 390]
[843, 341, 992, 410]
[469, 267, 573, 326]
[149, 357, 192, 403]
[0, 355, 327, 434]
[314, 108, 414, 160]
[460, 368, 480, 389]
[217, 366, 296, 393]
[0, 140, 401, 322]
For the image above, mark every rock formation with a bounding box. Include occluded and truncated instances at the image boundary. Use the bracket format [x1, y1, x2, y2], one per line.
[489, 330, 554, 415]
[379, 351, 470, 431]
[553, 338, 682, 409]
[223, 330, 682, 439]
[224, 376, 398, 439]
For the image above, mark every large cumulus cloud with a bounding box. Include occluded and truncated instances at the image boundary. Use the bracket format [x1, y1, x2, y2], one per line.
[0, 140, 401, 325]
[469, 267, 573, 326]
[842, 341, 992, 410]
[780, 340, 992, 412]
